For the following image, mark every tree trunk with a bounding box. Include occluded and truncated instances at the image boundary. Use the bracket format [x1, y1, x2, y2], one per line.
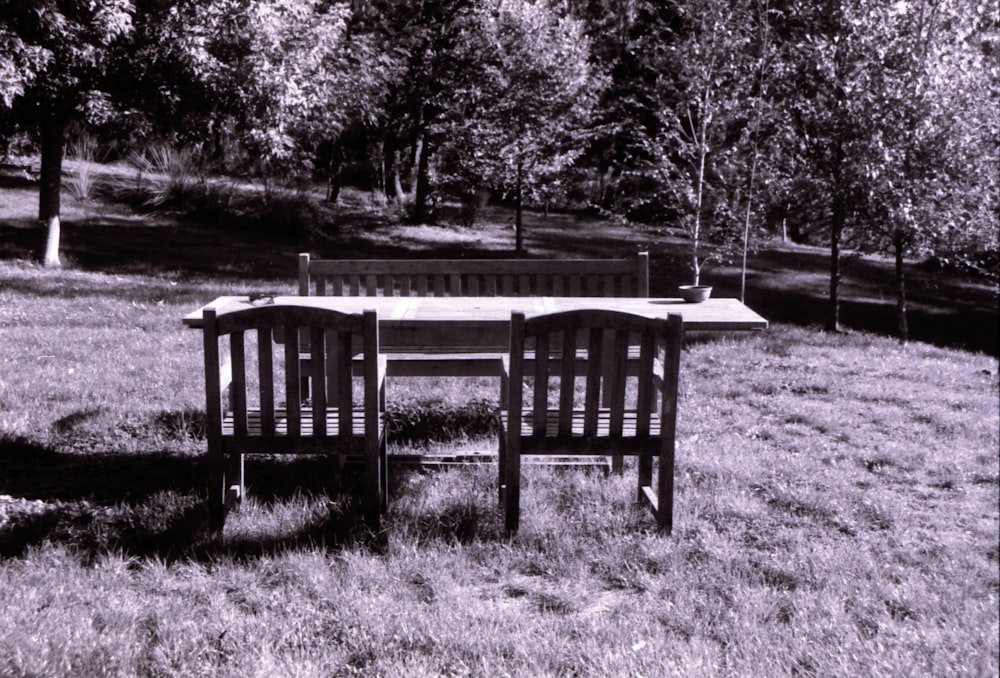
[413, 133, 431, 223]
[326, 140, 343, 204]
[691, 137, 707, 287]
[515, 163, 524, 254]
[826, 198, 845, 333]
[740, 144, 759, 304]
[894, 230, 909, 346]
[391, 148, 406, 204]
[38, 112, 65, 268]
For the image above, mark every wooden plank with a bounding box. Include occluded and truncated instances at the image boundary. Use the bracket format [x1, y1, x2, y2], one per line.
[532, 332, 550, 437]
[311, 325, 327, 437]
[608, 328, 628, 437]
[258, 328, 275, 435]
[186, 296, 767, 332]
[558, 330, 575, 435]
[284, 330, 301, 436]
[583, 327, 603, 436]
[230, 332, 248, 436]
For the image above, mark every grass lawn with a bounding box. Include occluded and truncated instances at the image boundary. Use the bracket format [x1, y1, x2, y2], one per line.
[0, 166, 997, 676]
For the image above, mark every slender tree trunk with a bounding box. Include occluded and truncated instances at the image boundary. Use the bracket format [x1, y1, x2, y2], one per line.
[827, 197, 845, 333]
[391, 147, 405, 204]
[894, 229, 909, 345]
[515, 163, 524, 254]
[38, 112, 66, 268]
[692, 129, 707, 287]
[740, 147, 758, 303]
[413, 134, 431, 223]
[326, 140, 343, 204]
[371, 139, 386, 204]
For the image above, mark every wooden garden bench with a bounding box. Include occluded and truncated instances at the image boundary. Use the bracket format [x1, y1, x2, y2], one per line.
[298, 252, 649, 299]
[296, 252, 650, 379]
[202, 302, 387, 530]
[498, 309, 684, 533]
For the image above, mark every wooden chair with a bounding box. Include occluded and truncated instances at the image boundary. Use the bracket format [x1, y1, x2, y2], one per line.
[498, 309, 684, 533]
[202, 302, 387, 531]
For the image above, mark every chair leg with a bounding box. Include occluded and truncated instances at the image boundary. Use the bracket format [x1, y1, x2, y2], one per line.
[379, 436, 389, 512]
[207, 441, 226, 532]
[638, 452, 652, 503]
[365, 437, 382, 526]
[657, 446, 674, 535]
[503, 434, 521, 533]
[497, 428, 507, 505]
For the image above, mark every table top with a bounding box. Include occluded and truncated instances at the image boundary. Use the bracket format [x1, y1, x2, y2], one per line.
[184, 295, 768, 332]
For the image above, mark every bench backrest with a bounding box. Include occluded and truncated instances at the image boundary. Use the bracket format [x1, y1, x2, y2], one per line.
[298, 252, 649, 298]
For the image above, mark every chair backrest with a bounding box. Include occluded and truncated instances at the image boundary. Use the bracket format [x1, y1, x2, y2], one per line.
[202, 303, 380, 445]
[505, 309, 683, 442]
[298, 252, 650, 298]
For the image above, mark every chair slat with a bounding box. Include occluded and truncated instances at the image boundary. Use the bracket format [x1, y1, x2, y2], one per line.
[558, 329, 576, 435]
[532, 333, 550, 437]
[258, 328, 275, 435]
[311, 325, 327, 436]
[583, 327, 603, 436]
[336, 329, 352, 436]
[635, 330, 655, 437]
[231, 333, 248, 436]
[608, 328, 628, 436]
[284, 329, 301, 436]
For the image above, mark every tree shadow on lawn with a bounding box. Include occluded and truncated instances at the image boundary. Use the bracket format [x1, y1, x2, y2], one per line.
[0, 217, 304, 280]
[0, 435, 400, 563]
[2, 209, 996, 356]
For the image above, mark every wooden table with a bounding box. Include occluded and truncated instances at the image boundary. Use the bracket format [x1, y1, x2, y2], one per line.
[184, 296, 768, 352]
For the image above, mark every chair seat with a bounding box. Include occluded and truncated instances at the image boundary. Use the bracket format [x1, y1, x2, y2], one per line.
[223, 407, 384, 438]
[500, 409, 662, 439]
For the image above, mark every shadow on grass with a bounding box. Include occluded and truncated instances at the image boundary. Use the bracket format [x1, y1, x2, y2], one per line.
[3, 204, 996, 356]
[0, 435, 397, 563]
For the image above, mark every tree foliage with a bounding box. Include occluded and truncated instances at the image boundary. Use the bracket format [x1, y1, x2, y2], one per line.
[433, 0, 601, 249]
[0, 0, 996, 338]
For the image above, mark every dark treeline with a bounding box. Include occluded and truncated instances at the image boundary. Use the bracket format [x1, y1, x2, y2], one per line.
[1, 0, 997, 337]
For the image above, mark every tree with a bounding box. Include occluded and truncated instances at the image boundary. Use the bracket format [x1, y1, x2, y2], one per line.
[775, 0, 998, 337]
[774, 0, 876, 331]
[0, 0, 134, 267]
[628, 0, 755, 286]
[129, 0, 393, 176]
[433, 0, 601, 251]
[851, 0, 999, 343]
